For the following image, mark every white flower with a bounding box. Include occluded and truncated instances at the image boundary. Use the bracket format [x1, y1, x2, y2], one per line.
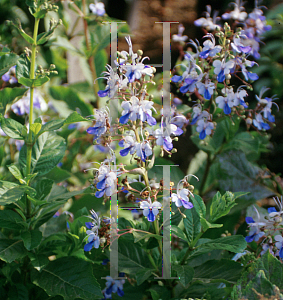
[89, 1, 105, 16]
[172, 24, 188, 42]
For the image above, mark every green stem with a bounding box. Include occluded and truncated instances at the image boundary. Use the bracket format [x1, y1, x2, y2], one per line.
[180, 231, 204, 265]
[25, 17, 40, 217]
[147, 251, 160, 275]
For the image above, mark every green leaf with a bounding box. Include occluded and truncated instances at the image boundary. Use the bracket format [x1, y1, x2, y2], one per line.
[0, 239, 27, 263]
[0, 116, 26, 139]
[118, 238, 152, 274]
[194, 259, 243, 284]
[0, 185, 30, 205]
[0, 210, 27, 230]
[135, 269, 152, 286]
[190, 194, 206, 218]
[237, 270, 280, 300]
[200, 218, 223, 232]
[184, 201, 201, 245]
[0, 53, 19, 77]
[49, 86, 93, 117]
[193, 235, 247, 256]
[21, 230, 42, 250]
[52, 36, 84, 57]
[19, 132, 66, 176]
[31, 256, 102, 299]
[16, 54, 30, 79]
[173, 265, 194, 287]
[7, 164, 23, 181]
[33, 179, 54, 200]
[65, 111, 88, 124]
[132, 230, 162, 243]
[171, 225, 188, 242]
[0, 88, 28, 115]
[30, 123, 42, 135]
[44, 167, 71, 183]
[217, 150, 275, 205]
[18, 76, 49, 87]
[129, 182, 146, 192]
[10, 22, 34, 44]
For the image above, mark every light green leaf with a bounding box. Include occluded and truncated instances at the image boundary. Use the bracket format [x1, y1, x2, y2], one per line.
[0, 239, 27, 263]
[18, 76, 49, 87]
[19, 132, 66, 176]
[173, 265, 194, 287]
[21, 230, 42, 250]
[0, 53, 19, 77]
[65, 111, 88, 124]
[0, 185, 29, 205]
[0, 88, 28, 115]
[30, 123, 42, 135]
[16, 54, 30, 79]
[0, 116, 26, 139]
[31, 256, 102, 299]
[7, 164, 23, 181]
[190, 194, 206, 218]
[0, 210, 27, 230]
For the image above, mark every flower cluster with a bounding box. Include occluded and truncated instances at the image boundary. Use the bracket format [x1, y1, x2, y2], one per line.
[86, 36, 188, 220]
[1, 66, 17, 84]
[84, 210, 111, 251]
[245, 197, 283, 259]
[172, 1, 276, 140]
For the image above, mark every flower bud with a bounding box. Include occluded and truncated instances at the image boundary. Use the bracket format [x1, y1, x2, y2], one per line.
[137, 49, 143, 56]
[172, 148, 177, 153]
[246, 117, 252, 125]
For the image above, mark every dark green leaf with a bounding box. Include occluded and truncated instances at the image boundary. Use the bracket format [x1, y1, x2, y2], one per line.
[0, 239, 27, 263]
[19, 132, 66, 176]
[44, 167, 71, 183]
[0, 88, 28, 115]
[171, 225, 188, 242]
[0, 53, 19, 77]
[0, 116, 26, 139]
[184, 201, 201, 245]
[118, 238, 151, 274]
[33, 179, 54, 200]
[173, 265, 194, 287]
[194, 259, 243, 284]
[132, 230, 162, 243]
[217, 150, 275, 204]
[0, 210, 27, 230]
[31, 256, 102, 299]
[135, 269, 152, 286]
[7, 283, 29, 300]
[21, 230, 42, 250]
[193, 235, 247, 256]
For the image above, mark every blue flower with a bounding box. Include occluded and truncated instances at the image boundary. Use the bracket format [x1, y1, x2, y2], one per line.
[215, 87, 235, 115]
[1, 66, 17, 84]
[140, 200, 162, 222]
[194, 5, 221, 31]
[102, 275, 125, 299]
[172, 24, 188, 43]
[256, 87, 278, 123]
[196, 75, 215, 100]
[84, 210, 101, 251]
[213, 59, 234, 83]
[253, 113, 270, 131]
[95, 165, 117, 198]
[87, 109, 109, 140]
[196, 119, 214, 140]
[136, 141, 152, 162]
[171, 188, 193, 209]
[222, 0, 247, 21]
[199, 34, 222, 59]
[274, 235, 283, 259]
[245, 208, 266, 243]
[119, 135, 137, 157]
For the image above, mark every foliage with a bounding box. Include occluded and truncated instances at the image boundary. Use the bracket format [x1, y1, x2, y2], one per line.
[0, 0, 282, 299]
